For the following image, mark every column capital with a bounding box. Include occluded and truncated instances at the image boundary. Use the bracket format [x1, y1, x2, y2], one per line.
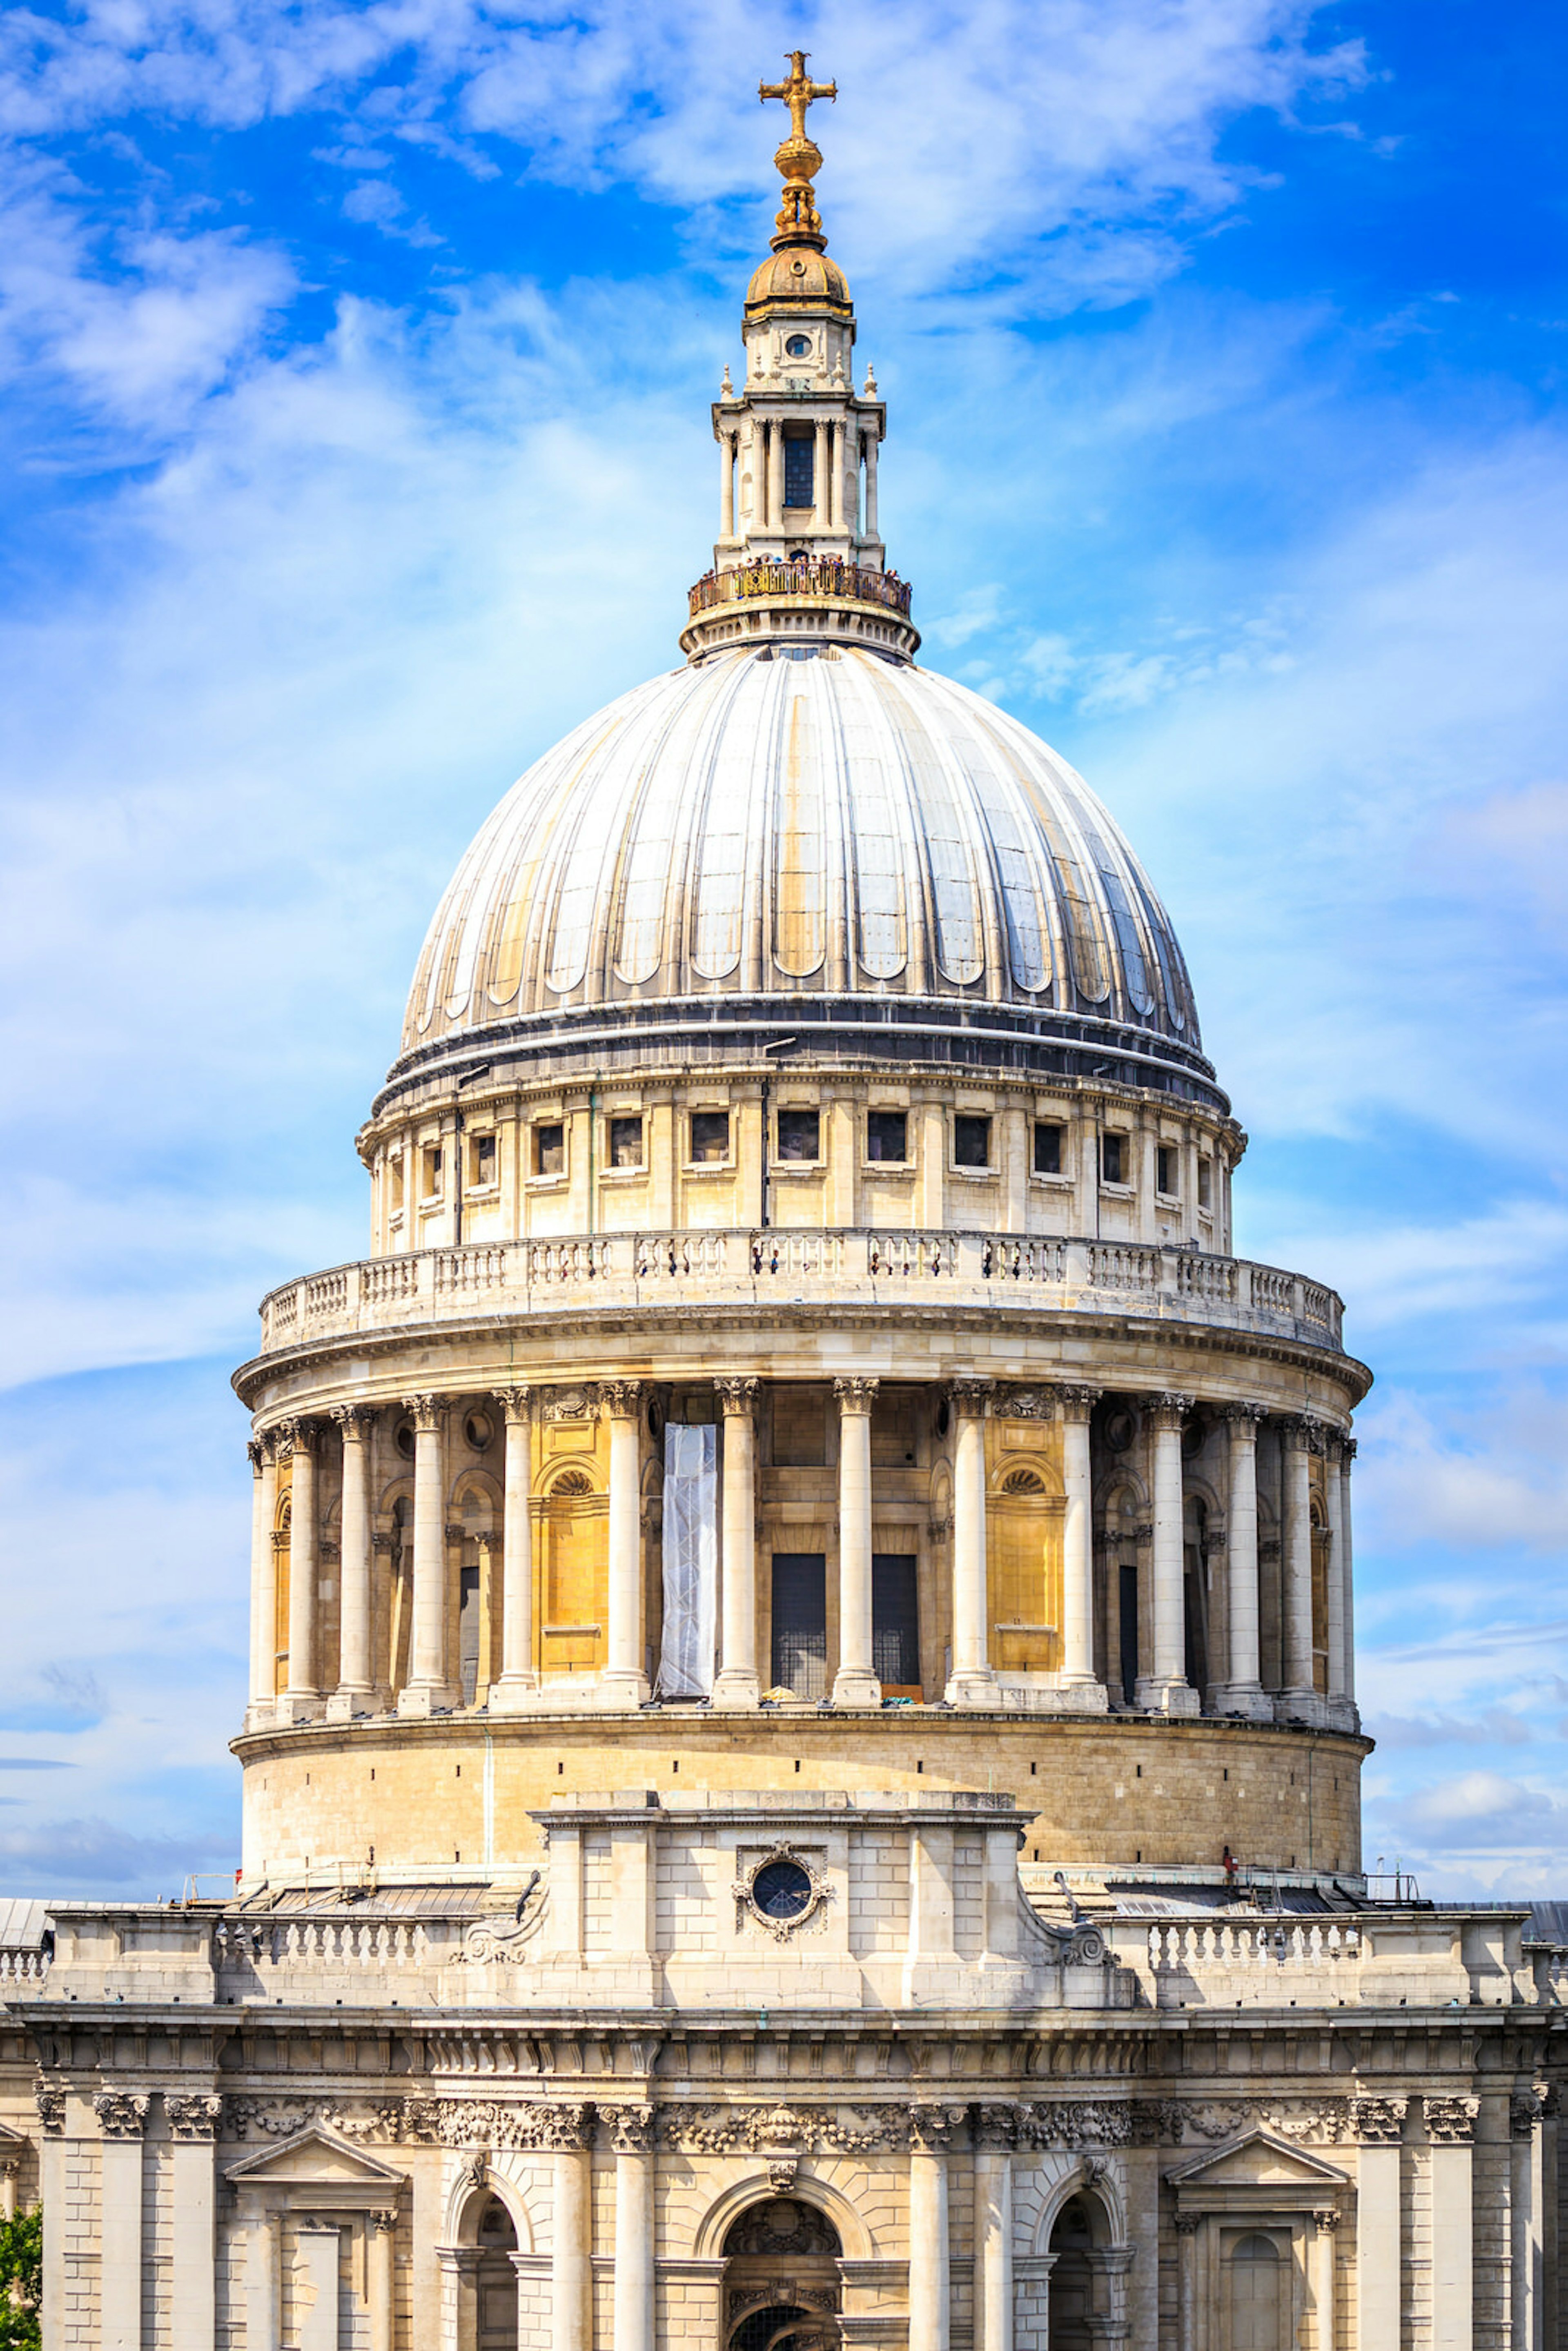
[270, 1417, 299, 1460]
[1512, 2088, 1546, 2139]
[247, 1437, 267, 1475]
[833, 1375, 880, 1413]
[404, 1392, 444, 1433]
[1220, 1400, 1268, 1427]
[1054, 1383, 1102, 1421]
[1174, 2212, 1201, 2235]
[947, 1376, 994, 1417]
[971, 2102, 1021, 2153]
[1281, 1412, 1328, 1453]
[1350, 2095, 1406, 2145]
[1342, 1436, 1358, 1463]
[371, 1530, 394, 1554]
[443, 1523, 467, 1546]
[600, 2102, 656, 2153]
[496, 1385, 532, 1423]
[715, 1376, 761, 1416]
[907, 2101, 967, 2153]
[371, 2207, 399, 2233]
[93, 2090, 151, 2140]
[1141, 1391, 1196, 1429]
[596, 1379, 645, 1418]
[1424, 2095, 1478, 2145]
[1313, 2207, 1341, 2235]
[34, 2078, 64, 2137]
[165, 2093, 223, 2142]
[329, 1403, 375, 1438]
[538, 2101, 596, 2151]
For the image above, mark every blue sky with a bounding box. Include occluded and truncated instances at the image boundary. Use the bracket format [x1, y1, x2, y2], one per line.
[1, 0, 1565, 1899]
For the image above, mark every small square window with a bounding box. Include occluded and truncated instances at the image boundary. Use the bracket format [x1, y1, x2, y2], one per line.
[689, 1111, 730, 1164]
[609, 1115, 644, 1169]
[866, 1111, 908, 1163]
[422, 1145, 443, 1197]
[1198, 1157, 1213, 1210]
[534, 1122, 565, 1177]
[954, 1115, 991, 1169]
[1156, 1145, 1177, 1197]
[472, 1132, 496, 1186]
[776, 1108, 820, 1162]
[1033, 1121, 1064, 1176]
[1101, 1132, 1126, 1185]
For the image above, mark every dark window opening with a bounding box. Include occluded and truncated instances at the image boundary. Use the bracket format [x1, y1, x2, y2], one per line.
[1118, 1563, 1139, 1704]
[472, 1132, 496, 1185]
[776, 1108, 820, 1162]
[534, 1122, 565, 1176]
[1033, 1121, 1064, 1176]
[954, 1115, 991, 1169]
[459, 1564, 481, 1705]
[1198, 1157, 1213, 1209]
[783, 433, 814, 508]
[784, 334, 812, 359]
[609, 1115, 643, 1169]
[689, 1111, 729, 1164]
[1156, 1145, 1177, 1196]
[422, 1144, 443, 1196]
[771, 1554, 827, 1698]
[866, 1110, 908, 1163]
[1101, 1132, 1126, 1185]
[873, 1554, 920, 1691]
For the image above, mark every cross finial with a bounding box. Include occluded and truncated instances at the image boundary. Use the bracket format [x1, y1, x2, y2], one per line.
[759, 52, 837, 252]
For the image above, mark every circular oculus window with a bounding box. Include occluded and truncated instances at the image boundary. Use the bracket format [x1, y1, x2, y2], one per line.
[784, 334, 811, 356]
[751, 1859, 813, 1919]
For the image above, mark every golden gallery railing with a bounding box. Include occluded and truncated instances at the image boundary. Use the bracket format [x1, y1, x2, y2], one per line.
[688, 558, 913, 617]
[254, 1230, 1345, 1357]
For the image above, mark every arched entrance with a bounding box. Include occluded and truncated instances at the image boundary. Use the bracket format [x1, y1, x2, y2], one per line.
[722, 2197, 842, 2351]
[1047, 2193, 1096, 2351]
[474, 2195, 517, 2351]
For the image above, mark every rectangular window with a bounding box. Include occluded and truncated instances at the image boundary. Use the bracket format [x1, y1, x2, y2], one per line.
[534, 1122, 565, 1177]
[771, 1554, 827, 1697]
[866, 1110, 908, 1163]
[609, 1115, 644, 1169]
[776, 1107, 820, 1162]
[1033, 1121, 1063, 1176]
[1156, 1145, 1177, 1197]
[954, 1114, 991, 1169]
[783, 433, 814, 509]
[689, 1111, 730, 1164]
[1198, 1157, 1213, 1209]
[389, 1156, 405, 1211]
[421, 1144, 443, 1197]
[1101, 1132, 1125, 1185]
[472, 1132, 496, 1186]
[872, 1554, 920, 1692]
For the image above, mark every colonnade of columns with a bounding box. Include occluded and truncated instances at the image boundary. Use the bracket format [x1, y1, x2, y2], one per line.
[247, 1379, 1356, 1730]
[718, 414, 880, 540]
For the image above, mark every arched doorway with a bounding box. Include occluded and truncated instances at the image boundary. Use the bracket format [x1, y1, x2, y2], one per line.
[474, 2195, 517, 2351]
[722, 2198, 842, 2351]
[1228, 2232, 1285, 2351]
[1047, 2193, 1096, 2350]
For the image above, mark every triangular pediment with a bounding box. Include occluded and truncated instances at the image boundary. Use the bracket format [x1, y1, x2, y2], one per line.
[1165, 2127, 1349, 2190]
[225, 2123, 404, 2187]
[0, 2122, 24, 2147]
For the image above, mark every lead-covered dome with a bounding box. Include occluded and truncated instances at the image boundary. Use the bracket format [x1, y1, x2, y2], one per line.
[388, 646, 1219, 1109]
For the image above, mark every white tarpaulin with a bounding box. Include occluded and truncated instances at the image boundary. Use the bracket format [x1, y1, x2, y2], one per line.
[656, 1423, 718, 1698]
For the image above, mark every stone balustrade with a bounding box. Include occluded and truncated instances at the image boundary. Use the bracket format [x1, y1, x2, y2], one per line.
[255, 1229, 1344, 1358]
[1108, 1908, 1554, 2010]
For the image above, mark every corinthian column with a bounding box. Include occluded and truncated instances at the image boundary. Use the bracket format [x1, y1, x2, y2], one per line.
[713, 1378, 761, 1709]
[946, 1378, 998, 1706]
[329, 1406, 374, 1718]
[833, 1377, 881, 1706]
[767, 420, 784, 532]
[550, 2108, 595, 2351]
[813, 417, 831, 531]
[246, 1436, 278, 1726]
[908, 2107, 956, 2351]
[1136, 1394, 1198, 1715]
[1340, 1436, 1358, 1711]
[1278, 1416, 1323, 1723]
[398, 1394, 458, 1714]
[490, 1387, 537, 1713]
[719, 428, 735, 539]
[973, 2108, 1016, 2351]
[864, 426, 880, 539]
[1216, 1403, 1270, 1719]
[606, 2105, 655, 2351]
[1057, 1387, 1106, 1706]
[281, 1421, 322, 1723]
[600, 1381, 648, 1708]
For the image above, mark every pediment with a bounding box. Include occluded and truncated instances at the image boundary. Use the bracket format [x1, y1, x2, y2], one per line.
[0, 2122, 24, 2146]
[225, 2123, 404, 2188]
[1165, 2127, 1349, 2191]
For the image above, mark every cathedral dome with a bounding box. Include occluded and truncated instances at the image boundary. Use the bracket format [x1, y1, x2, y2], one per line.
[393, 642, 1216, 1105]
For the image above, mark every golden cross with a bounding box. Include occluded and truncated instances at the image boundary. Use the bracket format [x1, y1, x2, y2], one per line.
[760, 51, 836, 143]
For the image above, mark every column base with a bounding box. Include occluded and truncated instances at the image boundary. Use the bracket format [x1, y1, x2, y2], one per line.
[1049, 1674, 1110, 1715]
[1134, 1675, 1200, 1717]
[1274, 1687, 1327, 1727]
[944, 1668, 1000, 1709]
[1327, 1694, 1360, 1733]
[711, 1668, 762, 1711]
[487, 1676, 542, 1716]
[243, 1701, 278, 1734]
[324, 1687, 374, 1724]
[274, 1692, 323, 1727]
[596, 1670, 650, 1711]
[1211, 1682, 1274, 1722]
[832, 1667, 882, 1709]
[396, 1681, 462, 1718]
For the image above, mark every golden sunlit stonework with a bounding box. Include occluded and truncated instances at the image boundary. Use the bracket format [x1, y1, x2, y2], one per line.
[2, 66, 1563, 2351]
